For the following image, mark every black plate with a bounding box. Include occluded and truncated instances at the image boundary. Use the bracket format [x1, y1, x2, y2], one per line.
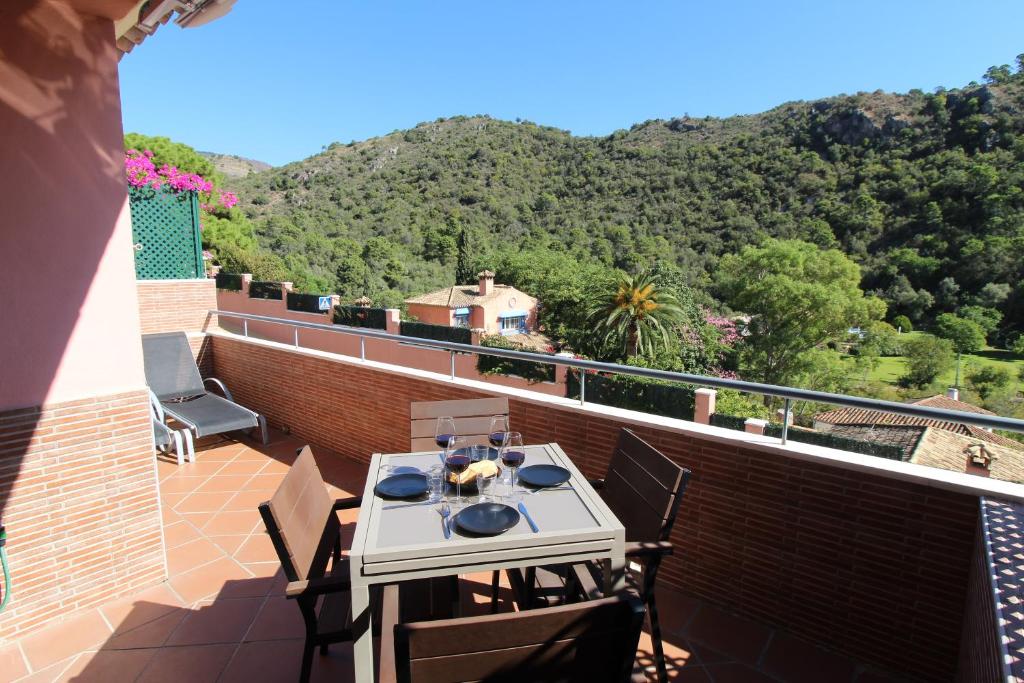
[517, 465, 571, 488]
[374, 473, 428, 499]
[454, 503, 520, 536]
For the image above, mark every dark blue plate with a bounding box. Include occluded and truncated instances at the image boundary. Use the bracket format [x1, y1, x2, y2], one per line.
[454, 503, 520, 535]
[517, 464, 571, 488]
[374, 473, 428, 499]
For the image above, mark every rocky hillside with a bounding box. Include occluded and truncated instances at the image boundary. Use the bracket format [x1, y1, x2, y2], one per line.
[225, 64, 1024, 338]
[199, 152, 272, 178]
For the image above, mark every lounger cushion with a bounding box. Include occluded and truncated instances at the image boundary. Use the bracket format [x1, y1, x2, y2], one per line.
[161, 393, 258, 437]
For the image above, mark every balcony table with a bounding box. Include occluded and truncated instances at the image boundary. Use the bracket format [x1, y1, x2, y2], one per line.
[348, 442, 626, 683]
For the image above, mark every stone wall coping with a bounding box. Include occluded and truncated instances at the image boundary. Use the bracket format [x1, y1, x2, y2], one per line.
[206, 328, 1024, 503]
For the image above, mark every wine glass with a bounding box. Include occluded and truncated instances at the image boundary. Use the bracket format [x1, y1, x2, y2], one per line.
[500, 432, 525, 498]
[488, 415, 509, 450]
[445, 436, 470, 505]
[435, 417, 456, 455]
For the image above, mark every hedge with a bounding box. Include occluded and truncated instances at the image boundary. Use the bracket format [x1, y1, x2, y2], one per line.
[709, 413, 748, 431]
[215, 272, 242, 291]
[763, 424, 906, 461]
[286, 292, 332, 314]
[334, 305, 387, 330]
[248, 281, 282, 300]
[476, 336, 556, 383]
[399, 320, 472, 344]
[566, 371, 695, 421]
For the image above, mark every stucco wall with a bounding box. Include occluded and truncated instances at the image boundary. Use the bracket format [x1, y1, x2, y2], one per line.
[0, 0, 146, 410]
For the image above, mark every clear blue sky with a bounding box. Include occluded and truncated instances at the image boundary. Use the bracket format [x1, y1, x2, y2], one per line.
[119, 0, 1024, 167]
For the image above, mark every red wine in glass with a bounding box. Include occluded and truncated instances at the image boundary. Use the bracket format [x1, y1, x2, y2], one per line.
[435, 433, 455, 449]
[445, 436, 469, 503]
[446, 454, 471, 474]
[501, 451, 525, 468]
[488, 432, 507, 448]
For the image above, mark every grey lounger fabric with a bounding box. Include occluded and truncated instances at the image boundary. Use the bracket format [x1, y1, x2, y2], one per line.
[142, 331, 267, 446]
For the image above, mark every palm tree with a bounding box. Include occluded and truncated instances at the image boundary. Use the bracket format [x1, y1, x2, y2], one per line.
[588, 269, 686, 358]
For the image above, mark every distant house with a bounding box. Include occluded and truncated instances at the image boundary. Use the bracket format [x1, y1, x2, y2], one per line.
[813, 389, 1024, 481]
[405, 270, 538, 336]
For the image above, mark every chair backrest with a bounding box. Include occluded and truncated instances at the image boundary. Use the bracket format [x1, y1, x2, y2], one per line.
[409, 397, 509, 452]
[394, 594, 645, 683]
[141, 332, 206, 400]
[601, 428, 690, 544]
[258, 446, 336, 582]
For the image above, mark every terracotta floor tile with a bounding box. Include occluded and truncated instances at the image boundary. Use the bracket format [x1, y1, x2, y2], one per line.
[19, 608, 111, 671]
[201, 510, 262, 536]
[245, 596, 305, 641]
[234, 533, 279, 563]
[247, 473, 287, 490]
[307, 641, 355, 683]
[654, 587, 704, 636]
[103, 608, 189, 650]
[0, 643, 28, 683]
[221, 489, 274, 512]
[219, 639, 305, 683]
[656, 665, 712, 682]
[217, 459, 269, 476]
[761, 631, 857, 683]
[160, 497, 186, 524]
[193, 442, 248, 461]
[175, 460, 230, 477]
[222, 563, 285, 598]
[57, 648, 157, 682]
[165, 597, 263, 646]
[99, 583, 184, 629]
[259, 460, 294, 475]
[209, 534, 251, 555]
[13, 656, 78, 683]
[702, 662, 778, 683]
[135, 643, 237, 683]
[157, 476, 209, 495]
[684, 604, 771, 666]
[195, 474, 256, 494]
[166, 537, 225, 575]
[635, 630, 700, 679]
[174, 491, 230, 514]
[168, 556, 252, 605]
[163, 521, 202, 550]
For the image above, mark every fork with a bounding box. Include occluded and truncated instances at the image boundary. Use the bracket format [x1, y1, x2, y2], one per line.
[437, 500, 451, 539]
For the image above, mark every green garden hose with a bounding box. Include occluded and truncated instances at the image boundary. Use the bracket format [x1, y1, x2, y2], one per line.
[0, 525, 9, 613]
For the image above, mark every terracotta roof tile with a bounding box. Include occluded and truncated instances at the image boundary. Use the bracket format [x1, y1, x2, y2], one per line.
[816, 424, 925, 461]
[405, 283, 525, 308]
[813, 394, 1022, 450]
[911, 428, 1024, 483]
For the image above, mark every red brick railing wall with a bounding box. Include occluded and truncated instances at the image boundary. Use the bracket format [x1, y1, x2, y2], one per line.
[136, 279, 217, 334]
[210, 333, 982, 681]
[955, 511, 1003, 682]
[0, 390, 164, 641]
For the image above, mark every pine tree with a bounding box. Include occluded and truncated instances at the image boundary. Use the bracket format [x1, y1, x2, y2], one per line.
[455, 228, 474, 284]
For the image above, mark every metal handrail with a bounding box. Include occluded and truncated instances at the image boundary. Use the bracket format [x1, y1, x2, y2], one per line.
[211, 309, 1024, 436]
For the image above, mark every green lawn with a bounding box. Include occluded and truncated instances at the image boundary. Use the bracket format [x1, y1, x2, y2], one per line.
[843, 331, 1024, 390]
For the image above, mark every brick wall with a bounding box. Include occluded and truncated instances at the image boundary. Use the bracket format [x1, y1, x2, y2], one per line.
[210, 334, 981, 681]
[136, 279, 217, 334]
[955, 511, 1002, 682]
[0, 390, 164, 641]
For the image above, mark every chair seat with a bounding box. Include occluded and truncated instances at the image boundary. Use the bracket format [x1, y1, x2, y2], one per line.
[161, 392, 258, 437]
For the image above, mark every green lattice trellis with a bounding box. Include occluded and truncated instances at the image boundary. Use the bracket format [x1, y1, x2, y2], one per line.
[129, 186, 203, 279]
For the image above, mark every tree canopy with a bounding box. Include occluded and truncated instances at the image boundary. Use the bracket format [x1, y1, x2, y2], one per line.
[717, 239, 885, 386]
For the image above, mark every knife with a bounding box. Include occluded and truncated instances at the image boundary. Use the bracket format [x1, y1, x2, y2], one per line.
[518, 502, 539, 533]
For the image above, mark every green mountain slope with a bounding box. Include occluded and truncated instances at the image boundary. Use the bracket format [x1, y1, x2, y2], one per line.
[227, 63, 1024, 339]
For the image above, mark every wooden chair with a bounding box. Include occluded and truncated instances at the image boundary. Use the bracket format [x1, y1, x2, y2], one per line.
[259, 446, 360, 683]
[379, 583, 648, 683]
[508, 428, 691, 683]
[410, 397, 510, 611]
[260, 446, 459, 682]
[409, 397, 509, 452]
